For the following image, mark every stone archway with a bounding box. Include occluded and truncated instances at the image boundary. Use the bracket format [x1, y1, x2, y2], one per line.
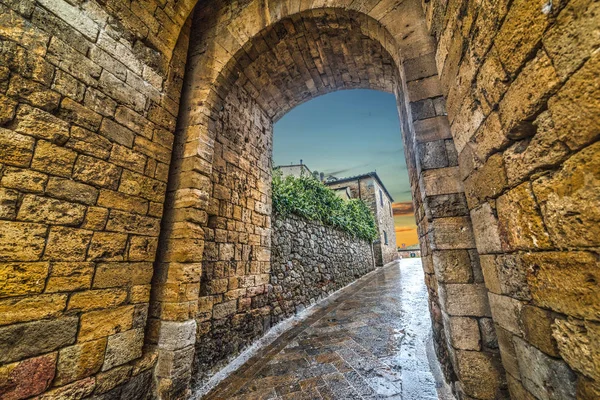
[0, 0, 596, 399]
[151, 2, 499, 398]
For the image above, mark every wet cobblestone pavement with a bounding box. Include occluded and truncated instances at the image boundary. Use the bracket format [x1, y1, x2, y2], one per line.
[202, 259, 451, 400]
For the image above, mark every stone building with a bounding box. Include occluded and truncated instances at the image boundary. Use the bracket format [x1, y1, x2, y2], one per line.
[326, 172, 399, 266]
[0, 0, 598, 399]
[398, 244, 422, 258]
[274, 163, 312, 179]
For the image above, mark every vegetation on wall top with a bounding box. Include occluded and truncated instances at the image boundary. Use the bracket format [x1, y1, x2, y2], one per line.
[272, 172, 378, 241]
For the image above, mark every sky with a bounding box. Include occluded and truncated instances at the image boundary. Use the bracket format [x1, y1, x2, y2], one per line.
[273, 89, 419, 247]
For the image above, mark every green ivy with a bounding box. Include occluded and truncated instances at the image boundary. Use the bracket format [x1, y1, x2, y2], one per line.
[272, 172, 378, 241]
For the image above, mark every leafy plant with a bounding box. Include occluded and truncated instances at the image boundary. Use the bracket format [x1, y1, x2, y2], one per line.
[272, 172, 378, 241]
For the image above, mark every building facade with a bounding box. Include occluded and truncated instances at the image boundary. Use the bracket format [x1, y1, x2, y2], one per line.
[326, 173, 398, 266]
[274, 164, 312, 178]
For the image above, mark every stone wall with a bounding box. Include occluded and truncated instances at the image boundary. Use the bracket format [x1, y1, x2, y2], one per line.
[270, 213, 375, 323]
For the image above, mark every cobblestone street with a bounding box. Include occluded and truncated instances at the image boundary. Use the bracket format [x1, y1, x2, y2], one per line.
[202, 259, 452, 400]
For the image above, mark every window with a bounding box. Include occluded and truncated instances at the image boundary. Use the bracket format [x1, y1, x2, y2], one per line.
[379, 189, 383, 207]
[384, 231, 388, 245]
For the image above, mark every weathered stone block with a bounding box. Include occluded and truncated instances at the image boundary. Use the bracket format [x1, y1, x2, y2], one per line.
[98, 189, 148, 215]
[93, 262, 153, 289]
[514, 336, 577, 400]
[521, 305, 560, 357]
[0, 353, 57, 399]
[0, 188, 18, 219]
[454, 349, 504, 399]
[87, 232, 128, 261]
[498, 49, 560, 138]
[105, 210, 160, 236]
[496, 182, 552, 250]
[67, 289, 128, 312]
[0, 262, 48, 298]
[0, 293, 67, 325]
[73, 155, 122, 190]
[418, 140, 449, 169]
[532, 141, 600, 248]
[0, 127, 35, 167]
[414, 116, 452, 143]
[17, 194, 86, 225]
[103, 328, 144, 370]
[157, 320, 196, 351]
[13, 104, 70, 143]
[432, 250, 473, 283]
[43, 227, 94, 262]
[444, 314, 481, 351]
[429, 216, 476, 250]
[426, 193, 469, 218]
[45, 261, 94, 293]
[421, 166, 462, 196]
[78, 306, 134, 342]
[523, 251, 600, 320]
[0, 221, 47, 261]
[553, 318, 600, 382]
[470, 203, 502, 254]
[463, 154, 507, 209]
[439, 283, 491, 317]
[488, 293, 523, 336]
[407, 75, 443, 102]
[0, 317, 77, 363]
[58, 97, 102, 131]
[7, 74, 60, 111]
[479, 318, 498, 349]
[55, 339, 106, 385]
[1, 167, 47, 193]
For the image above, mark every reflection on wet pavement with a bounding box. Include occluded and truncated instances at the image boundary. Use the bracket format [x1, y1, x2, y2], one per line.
[202, 259, 453, 400]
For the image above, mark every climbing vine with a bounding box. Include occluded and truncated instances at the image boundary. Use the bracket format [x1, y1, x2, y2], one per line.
[272, 172, 378, 241]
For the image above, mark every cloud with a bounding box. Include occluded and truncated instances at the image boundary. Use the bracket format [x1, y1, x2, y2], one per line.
[392, 201, 414, 216]
[320, 163, 371, 177]
[395, 226, 416, 233]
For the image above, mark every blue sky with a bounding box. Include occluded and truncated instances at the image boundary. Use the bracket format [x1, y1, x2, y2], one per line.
[273, 89, 412, 203]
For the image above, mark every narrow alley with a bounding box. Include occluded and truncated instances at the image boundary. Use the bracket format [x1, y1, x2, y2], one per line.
[201, 259, 452, 400]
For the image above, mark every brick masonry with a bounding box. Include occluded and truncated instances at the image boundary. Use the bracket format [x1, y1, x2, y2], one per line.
[0, 0, 597, 399]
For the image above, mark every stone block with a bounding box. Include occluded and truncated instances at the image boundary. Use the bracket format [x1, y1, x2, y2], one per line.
[13, 104, 70, 144]
[119, 170, 166, 203]
[213, 299, 237, 319]
[514, 336, 577, 400]
[454, 349, 504, 399]
[157, 320, 196, 351]
[73, 155, 122, 190]
[407, 75, 443, 102]
[0, 293, 67, 325]
[128, 236, 158, 262]
[496, 325, 520, 379]
[78, 305, 134, 342]
[506, 374, 536, 400]
[43, 227, 94, 262]
[499, 49, 560, 138]
[0, 188, 18, 219]
[0, 353, 57, 399]
[414, 116, 452, 143]
[0, 221, 47, 261]
[33, 377, 96, 399]
[496, 182, 552, 250]
[0, 317, 77, 363]
[0, 262, 48, 298]
[66, 126, 112, 160]
[1, 167, 47, 193]
[52, 70, 85, 102]
[553, 318, 600, 382]
[404, 52, 438, 82]
[439, 283, 491, 317]
[81, 207, 109, 230]
[87, 232, 128, 261]
[7, 74, 60, 111]
[444, 314, 481, 351]
[479, 318, 498, 349]
[547, 52, 600, 151]
[93, 262, 153, 289]
[417, 140, 449, 170]
[18, 194, 86, 225]
[523, 251, 599, 320]
[103, 328, 144, 370]
[429, 216, 476, 250]
[422, 166, 462, 197]
[31, 140, 77, 177]
[463, 154, 507, 209]
[480, 255, 501, 294]
[67, 289, 128, 312]
[521, 305, 560, 357]
[493, 0, 554, 75]
[55, 338, 106, 385]
[94, 365, 133, 394]
[543, 0, 600, 80]
[488, 293, 523, 336]
[109, 144, 146, 173]
[410, 98, 435, 121]
[45, 261, 94, 293]
[58, 97, 102, 131]
[432, 250, 473, 283]
[532, 141, 600, 248]
[105, 210, 161, 236]
[46, 177, 99, 205]
[155, 346, 195, 378]
[98, 189, 148, 215]
[0, 127, 35, 167]
[470, 203, 502, 254]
